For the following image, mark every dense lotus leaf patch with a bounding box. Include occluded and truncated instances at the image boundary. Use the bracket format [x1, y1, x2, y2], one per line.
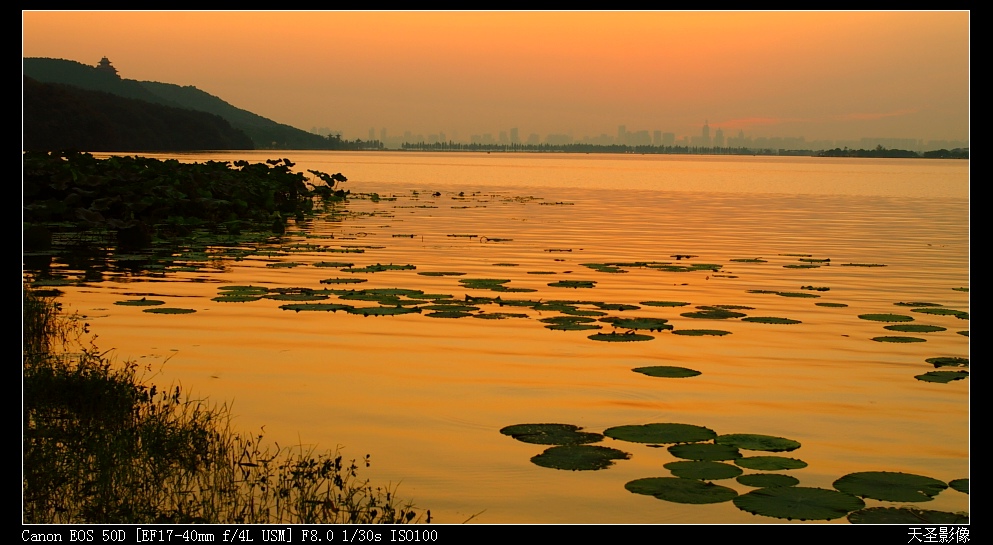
[473, 312, 529, 320]
[731, 258, 767, 263]
[417, 271, 467, 276]
[632, 366, 701, 378]
[872, 336, 926, 343]
[735, 456, 808, 471]
[667, 443, 742, 462]
[313, 261, 355, 268]
[775, 291, 820, 298]
[548, 280, 597, 288]
[840, 263, 886, 267]
[858, 313, 914, 322]
[266, 262, 305, 268]
[265, 293, 330, 301]
[143, 307, 196, 314]
[320, 277, 368, 284]
[526, 271, 557, 275]
[212, 294, 262, 302]
[716, 434, 801, 452]
[588, 331, 654, 342]
[700, 304, 754, 310]
[594, 303, 641, 311]
[915, 370, 968, 383]
[742, 317, 801, 324]
[581, 263, 628, 273]
[848, 507, 969, 524]
[895, 301, 942, 307]
[540, 316, 596, 324]
[492, 262, 518, 266]
[948, 478, 968, 494]
[558, 307, 607, 317]
[833, 471, 947, 502]
[422, 304, 480, 312]
[343, 263, 416, 273]
[784, 264, 820, 269]
[218, 285, 269, 295]
[815, 302, 848, 307]
[737, 473, 800, 488]
[672, 329, 731, 336]
[680, 309, 746, 319]
[115, 298, 165, 306]
[953, 287, 969, 292]
[664, 461, 743, 480]
[958, 330, 969, 336]
[530, 445, 631, 471]
[345, 306, 421, 317]
[280, 303, 353, 313]
[625, 477, 738, 504]
[925, 357, 968, 368]
[734, 487, 864, 521]
[640, 301, 691, 307]
[499, 423, 604, 445]
[801, 285, 830, 291]
[604, 423, 717, 444]
[600, 317, 672, 331]
[912, 307, 969, 319]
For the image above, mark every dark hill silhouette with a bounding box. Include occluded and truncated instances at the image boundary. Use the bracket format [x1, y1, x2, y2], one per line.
[23, 57, 331, 149]
[23, 77, 254, 152]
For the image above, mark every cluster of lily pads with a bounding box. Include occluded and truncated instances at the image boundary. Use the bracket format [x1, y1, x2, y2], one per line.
[500, 422, 967, 523]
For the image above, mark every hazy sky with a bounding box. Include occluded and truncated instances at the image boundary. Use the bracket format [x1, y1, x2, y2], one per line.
[23, 11, 969, 143]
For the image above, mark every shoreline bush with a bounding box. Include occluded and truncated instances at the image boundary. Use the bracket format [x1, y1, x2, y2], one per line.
[23, 288, 422, 524]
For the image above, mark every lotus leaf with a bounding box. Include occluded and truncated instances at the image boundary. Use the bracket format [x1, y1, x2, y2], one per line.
[115, 298, 165, 306]
[775, 292, 820, 298]
[925, 356, 967, 368]
[345, 306, 420, 317]
[425, 311, 474, 318]
[143, 307, 196, 314]
[912, 308, 969, 319]
[600, 317, 672, 331]
[735, 456, 808, 471]
[473, 312, 528, 320]
[632, 366, 701, 378]
[840, 263, 886, 267]
[847, 507, 968, 524]
[672, 329, 731, 336]
[499, 423, 604, 446]
[894, 301, 942, 307]
[280, 303, 352, 313]
[833, 471, 947, 502]
[733, 487, 864, 520]
[815, 302, 848, 307]
[958, 331, 968, 336]
[548, 280, 597, 288]
[625, 477, 738, 504]
[594, 303, 641, 311]
[417, 271, 467, 276]
[212, 295, 262, 302]
[872, 336, 926, 343]
[530, 445, 630, 471]
[884, 324, 945, 333]
[858, 313, 914, 322]
[730, 258, 767, 263]
[664, 461, 743, 480]
[948, 478, 968, 494]
[915, 371, 968, 383]
[604, 423, 717, 444]
[320, 278, 368, 284]
[588, 332, 653, 342]
[783, 264, 820, 269]
[716, 434, 801, 452]
[640, 301, 690, 307]
[219, 286, 269, 295]
[667, 443, 742, 462]
[741, 317, 801, 324]
[680, 309, 746, 319]
[952, 287, 969, 292]
[736, 473, 800, 488]
[314, 261, 354, 268]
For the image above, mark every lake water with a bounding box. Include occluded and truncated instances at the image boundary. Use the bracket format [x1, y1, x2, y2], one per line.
[32, 151, 969, 523]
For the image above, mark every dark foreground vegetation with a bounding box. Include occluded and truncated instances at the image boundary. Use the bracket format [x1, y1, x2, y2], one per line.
[23, 287, 424, 523]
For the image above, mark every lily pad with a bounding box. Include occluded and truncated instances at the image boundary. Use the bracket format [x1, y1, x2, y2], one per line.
[833, 471, 947, 502]
[604, 423, 717, 444]
[499, 423, 604, 446]
[320, 277, 368, 284]
[733, 487, 864, 520]
[212, 294, 262, 302]
[858, 313, 914, 322]
[884, 324, 946, 333]
[345, 306, 420, 317]
[672, 329, 731, 336]
[948, 478, 968, 494]
[925, 356, 968, 368]
[530, 445, 630, 471]
[588, 332, 654, 342]
[915, 370, 968, 383]
[735, 456, 808, 471]
[894, 301, 942, 307]
[912, 307, 969, 319]
[640, 301, 690, 307]
[681, 309, 746, 319]
[716, 434, 801, 452]
[872, 336, 926, 343]
[632, 366, 701, 378]
[741, 317, 801, 324]
[775, 292, 819, 298]
[815, 302, 848, 308]
[847, 507, 969, 524]
[736, 473, 800, 488]
[625, 477, 738, 504]
[600, 317, 672, 331]
[730, 258, 767, 263]
[143, 307, 196, 314]
[314, 261, 355, 268]
[664, 460, 743, 480]
[280, 303, 352, 313]
[667, 443, 742, 461]
[417, 271, 467, 276]
[548, 280, 597, 288]
[115, 298, 165, 306]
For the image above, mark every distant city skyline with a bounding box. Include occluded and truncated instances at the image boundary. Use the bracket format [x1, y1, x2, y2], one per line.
[22, 11, 969, 146]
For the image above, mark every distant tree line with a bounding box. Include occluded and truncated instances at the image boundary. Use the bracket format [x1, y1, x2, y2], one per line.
[818, 146, 968, 159]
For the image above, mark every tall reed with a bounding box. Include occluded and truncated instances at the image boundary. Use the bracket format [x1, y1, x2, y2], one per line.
[23, 288, 423, 524]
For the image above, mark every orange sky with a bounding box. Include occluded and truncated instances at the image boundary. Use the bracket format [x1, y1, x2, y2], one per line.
[22, 11, 969, 144]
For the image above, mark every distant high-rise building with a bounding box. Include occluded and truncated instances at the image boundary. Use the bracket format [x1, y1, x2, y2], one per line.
[510, 128, 519, 144]
[662, 132, 675, 146]
[653, 130, 662, 146]
[702, 121, 711, 146]
[618, 125, 627, 145]
[714, 127, 725, 147]
[499, 131, 509, 145]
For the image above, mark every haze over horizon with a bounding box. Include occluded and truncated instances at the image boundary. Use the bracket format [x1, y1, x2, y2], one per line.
[22, 11, 969, 146]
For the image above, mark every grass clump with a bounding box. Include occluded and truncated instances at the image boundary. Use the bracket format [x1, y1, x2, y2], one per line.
[22, 289, 423, 524]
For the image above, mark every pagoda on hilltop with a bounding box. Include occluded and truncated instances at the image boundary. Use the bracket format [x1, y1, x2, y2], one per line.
[95, 56, 120, 78]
